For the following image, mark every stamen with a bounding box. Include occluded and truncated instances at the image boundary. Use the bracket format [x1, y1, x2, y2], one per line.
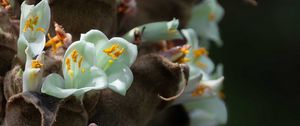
[193, 48, 208, 58]
[78, 56, 83, 68]
[31, 60, 43, 68]
[103, 44, 124, 60]
[68, 70, 74, 78]
[81, 68, 85, 73]
[36, 27, 45, 33]
[192, 85, 209, 97]
[208, 12, 216, 21]
[103, 44, 119, 54]
[66, 58, 71, 71]
[114, 48, 125, 57]
[71, 50, 78, 62]
[0, 0, 10, 9]
[23, 16, 39, 32]
[195, 61, 207, 68]
[178, 58, 190, 64]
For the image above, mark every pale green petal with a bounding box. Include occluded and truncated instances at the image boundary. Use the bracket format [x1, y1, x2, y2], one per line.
[23, 68, 42, 92]
[80, 29, 109, 49]
[62, 41, 96, 88]
[106, 63, 133, 95]
[96, 37, 137, 68]
[19, 2, 34, 33]
[201, 76, 224, 95]
[185, 64, 203, 92]
[123, 19, 183, 43]
[198, 56, 215, 74]
[184, 97, 227, 126]
[22, 49, 44, 92]
[17, 35, 28, 62]
[187, 0, 224, 46]
[41, 73, 77, 98]
[181, 29, 199, 58]
[28, 0, 51, 32]
[27, 32, 46, 57]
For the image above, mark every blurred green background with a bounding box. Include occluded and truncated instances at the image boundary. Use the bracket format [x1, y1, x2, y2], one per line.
[212, 0, 300, 125]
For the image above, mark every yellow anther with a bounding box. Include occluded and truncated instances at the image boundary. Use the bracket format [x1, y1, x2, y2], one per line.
[193, 48, 208, 58]
[0, 0, 10, 9]
[114, 48, 124, 57]
[181, 47, 190, 55]
[103, 44, 124, 60]
[78, 56, 83, 68]
[71, 50, 79, 62]
[208, 12, 216, 21]
[23, 16, 39, 32]
[81, 68, 85, 73]
[195, 61, 207, 68]
[36, 27, 45, 33]
[168, 29, 177, 34]
[178, 58, 190, 64]
[31, 60, 43, 68]
[192, 85, 209, 97]
[108, 60, 113, 64]
[103, 44, 119, 54]
[68, 70, 74, 78]
[66, 58, 71, 71]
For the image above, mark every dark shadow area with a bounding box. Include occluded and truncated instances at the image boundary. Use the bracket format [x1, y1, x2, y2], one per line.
[211, 0, 300, 125]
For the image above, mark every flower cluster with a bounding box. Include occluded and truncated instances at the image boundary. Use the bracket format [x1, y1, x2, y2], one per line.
[18, 0, 138, 100]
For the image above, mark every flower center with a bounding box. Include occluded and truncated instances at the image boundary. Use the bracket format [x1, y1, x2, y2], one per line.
[103, 44, 125, 60]
[192, 85, 209, 97]
[66, 50, 85, 78]
[23, 16, 45, 33]
[31, 60, 43, 68]
[193, 48, 208, 58]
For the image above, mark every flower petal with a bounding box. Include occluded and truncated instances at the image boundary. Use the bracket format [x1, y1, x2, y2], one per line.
[80, 29, 109, 49]
[106, 63, 133, 95]
[96, 37, 137, 68]
[62, 41, 96, 88]
[187, 0, 224, 46]
[184, 97, 227, 126]
[41, 73, 78, 99]
[29, 0, 51, 32]
[123, 19, 183, 43]
[26, 32, 46, 57]
[17, 35, 28, 62]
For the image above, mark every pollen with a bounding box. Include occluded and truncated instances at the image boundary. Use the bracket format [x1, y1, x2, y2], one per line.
[192, 85, 209, 97]
[66, 58, 71, 71]
[181, 47, 190, 55]
[193, 48, 208, 58]
[0, 0, 10, 9]
[23, 16, 39, 32]
[195, 61, 207, 68]
[81, 68, 85, 73]
[71, 50, 79, 62]
[178, 58, 190, 64]
[208, 12, 216, 21]
[68, 70, 74, 78]
[103, 44, 119, 54]
[103, 44, 124, 60]
[31, 60, 43, 68]
[45, 23, 67, 54]
[168, 29, 177, 34]
[36, 27, 45, 33]
[78, 56, 83, 68]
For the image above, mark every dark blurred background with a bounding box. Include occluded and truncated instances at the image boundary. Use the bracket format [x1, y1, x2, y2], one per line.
[211, 0, 300, 125]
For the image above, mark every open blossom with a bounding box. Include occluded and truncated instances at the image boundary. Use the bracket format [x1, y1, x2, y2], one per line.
[22, 48, 45, 92]
[17, 0, 50, 62]
[41, 30, 137, 99]
[173, 29, 227, 126]
[187, 0, 224, 46]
